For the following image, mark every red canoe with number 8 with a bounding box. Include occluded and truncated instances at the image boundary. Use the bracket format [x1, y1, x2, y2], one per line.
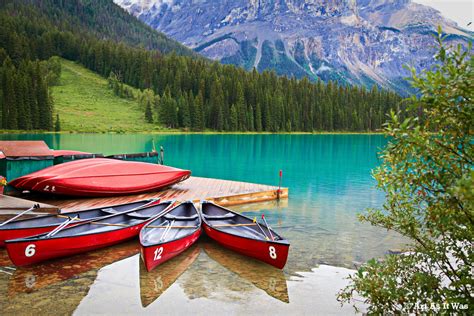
[5, 201, 174, 266]
[200, 201, 289, 269]
[140, 201, 201, 272]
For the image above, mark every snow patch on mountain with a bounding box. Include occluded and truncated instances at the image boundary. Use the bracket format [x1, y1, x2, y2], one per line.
[114, 0, 472, 94]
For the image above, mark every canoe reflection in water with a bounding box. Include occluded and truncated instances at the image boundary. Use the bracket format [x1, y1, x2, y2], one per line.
[139, 244, 200, 307]
[202, 240, 289, 303]
[139, 240, 289, 306]
[7, 240, 139, 296]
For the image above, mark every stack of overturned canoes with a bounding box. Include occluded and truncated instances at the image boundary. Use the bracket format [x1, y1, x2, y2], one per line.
[9, 158, 191, 197]
[0, 200, 290, 270]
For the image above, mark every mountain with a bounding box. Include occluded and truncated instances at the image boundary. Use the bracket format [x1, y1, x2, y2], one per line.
[0, 0, 402, 133]
[114, 0, 472, 94]
[0, 0, 194, 132]
[2, 0, 195, 56]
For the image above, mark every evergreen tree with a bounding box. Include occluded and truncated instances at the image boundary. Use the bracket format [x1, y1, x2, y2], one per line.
[255, 103, 262, 132]
[55, 113, 60, 131]
[159, 86, 178, 128]
[0, 0, 403, 132]
[193, 91, 205, 131]
[145, 103, 153, 123]
[230, 104, 238, 131]
[178, 94, 191, 128]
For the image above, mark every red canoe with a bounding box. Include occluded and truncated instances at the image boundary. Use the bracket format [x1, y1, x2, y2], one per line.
[201, 201, 290, 269]
[10, 158, 191, 196]
[140, 201, 201, 272]
[5, 201, 174, 266]
[9, 158, 114, 190]
[139, 245, 200, 307]
[0, 199, 158, 247]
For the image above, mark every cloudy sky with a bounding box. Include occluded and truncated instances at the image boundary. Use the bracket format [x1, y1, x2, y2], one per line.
[413, 0, 473, 31]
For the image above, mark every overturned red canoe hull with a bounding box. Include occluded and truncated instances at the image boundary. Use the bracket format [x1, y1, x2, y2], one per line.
[141, 229, 201, 272]
[202, 222, 289, 269]
[10, 158, 191, 196]
[9, 158, 113, 189]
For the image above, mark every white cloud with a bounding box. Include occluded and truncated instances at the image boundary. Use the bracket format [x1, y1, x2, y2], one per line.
[413, 0, 473, 31]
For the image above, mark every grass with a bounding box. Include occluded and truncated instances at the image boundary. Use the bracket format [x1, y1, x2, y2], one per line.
[24, 58, 384, 135]
[52, 59, 158, 133]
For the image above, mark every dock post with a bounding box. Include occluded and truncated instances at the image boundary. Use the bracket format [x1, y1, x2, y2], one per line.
[160, 146, 164, 165]
[277, 170, 282, 199]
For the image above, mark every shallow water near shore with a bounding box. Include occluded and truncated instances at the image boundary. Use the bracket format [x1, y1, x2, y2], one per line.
[0, 134, 407, 314]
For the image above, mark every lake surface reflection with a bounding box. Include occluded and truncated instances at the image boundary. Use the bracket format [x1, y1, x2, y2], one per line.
[0, 134, 407, 314]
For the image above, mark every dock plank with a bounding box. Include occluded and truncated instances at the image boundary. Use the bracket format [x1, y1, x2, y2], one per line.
[6, 176, 288, 212]
[0, 195, 57, 212]
[0, 195, 59, 221]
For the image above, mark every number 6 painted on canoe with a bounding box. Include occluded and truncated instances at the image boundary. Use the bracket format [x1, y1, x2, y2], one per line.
[25, 244, 36, 257]
[269, 246, 277, 259]
[154, 247, 163, 261]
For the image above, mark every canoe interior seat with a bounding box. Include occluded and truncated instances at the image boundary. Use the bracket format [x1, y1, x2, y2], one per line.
[163, 214, 199, 221]
[126, 212, 152, 219]
[202, 213, 235, 220]
[101, 208, 117, 214]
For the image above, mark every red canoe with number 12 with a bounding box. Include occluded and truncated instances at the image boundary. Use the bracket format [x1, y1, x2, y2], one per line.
[140, 201, 201, 272]
[201, 201, 289, 269]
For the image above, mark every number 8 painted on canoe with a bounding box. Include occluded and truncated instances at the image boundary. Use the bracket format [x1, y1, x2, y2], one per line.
[269, 246, 277, 259]
[25, 244, 36, 257]
[154, 247, 163, 261]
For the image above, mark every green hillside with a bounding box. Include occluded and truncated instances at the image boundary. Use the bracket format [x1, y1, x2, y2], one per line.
[0, 0, 402, 133]
[53, 59, 155, 133]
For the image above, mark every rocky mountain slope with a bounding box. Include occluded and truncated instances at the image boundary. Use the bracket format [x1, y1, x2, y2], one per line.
[115, 0, 472, 94]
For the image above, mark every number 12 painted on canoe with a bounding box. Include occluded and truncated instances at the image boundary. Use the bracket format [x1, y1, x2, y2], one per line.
[154, 247, 163, 261]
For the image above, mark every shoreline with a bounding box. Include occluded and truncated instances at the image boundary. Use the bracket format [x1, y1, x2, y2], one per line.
[0, 130, 386, 135]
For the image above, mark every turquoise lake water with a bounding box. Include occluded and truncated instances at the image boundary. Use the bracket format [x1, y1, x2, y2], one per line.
[0, 134, 407, 314]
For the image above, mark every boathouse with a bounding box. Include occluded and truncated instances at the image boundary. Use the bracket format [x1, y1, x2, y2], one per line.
[0, 141, 54, 182]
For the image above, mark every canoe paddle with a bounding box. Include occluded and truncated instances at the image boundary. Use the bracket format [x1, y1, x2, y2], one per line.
[0, 204, 39, 227]
[253, 217, 269, 241]
[46, 216, 79, 237]
[261, 214, 275, 241]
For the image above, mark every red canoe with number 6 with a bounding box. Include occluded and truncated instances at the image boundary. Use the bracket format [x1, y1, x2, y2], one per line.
[0, 199, 158, 247]
[201, 201, 289, 269]
[140, 201, 201, 272]
[5, 201, 174, 266]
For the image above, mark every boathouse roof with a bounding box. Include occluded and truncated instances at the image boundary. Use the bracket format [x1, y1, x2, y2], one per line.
[0, 141, 52, 158]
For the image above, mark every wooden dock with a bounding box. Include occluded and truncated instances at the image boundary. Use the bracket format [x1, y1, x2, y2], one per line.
[6, 176, 288, 212]
[0, 195, 59, 221]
